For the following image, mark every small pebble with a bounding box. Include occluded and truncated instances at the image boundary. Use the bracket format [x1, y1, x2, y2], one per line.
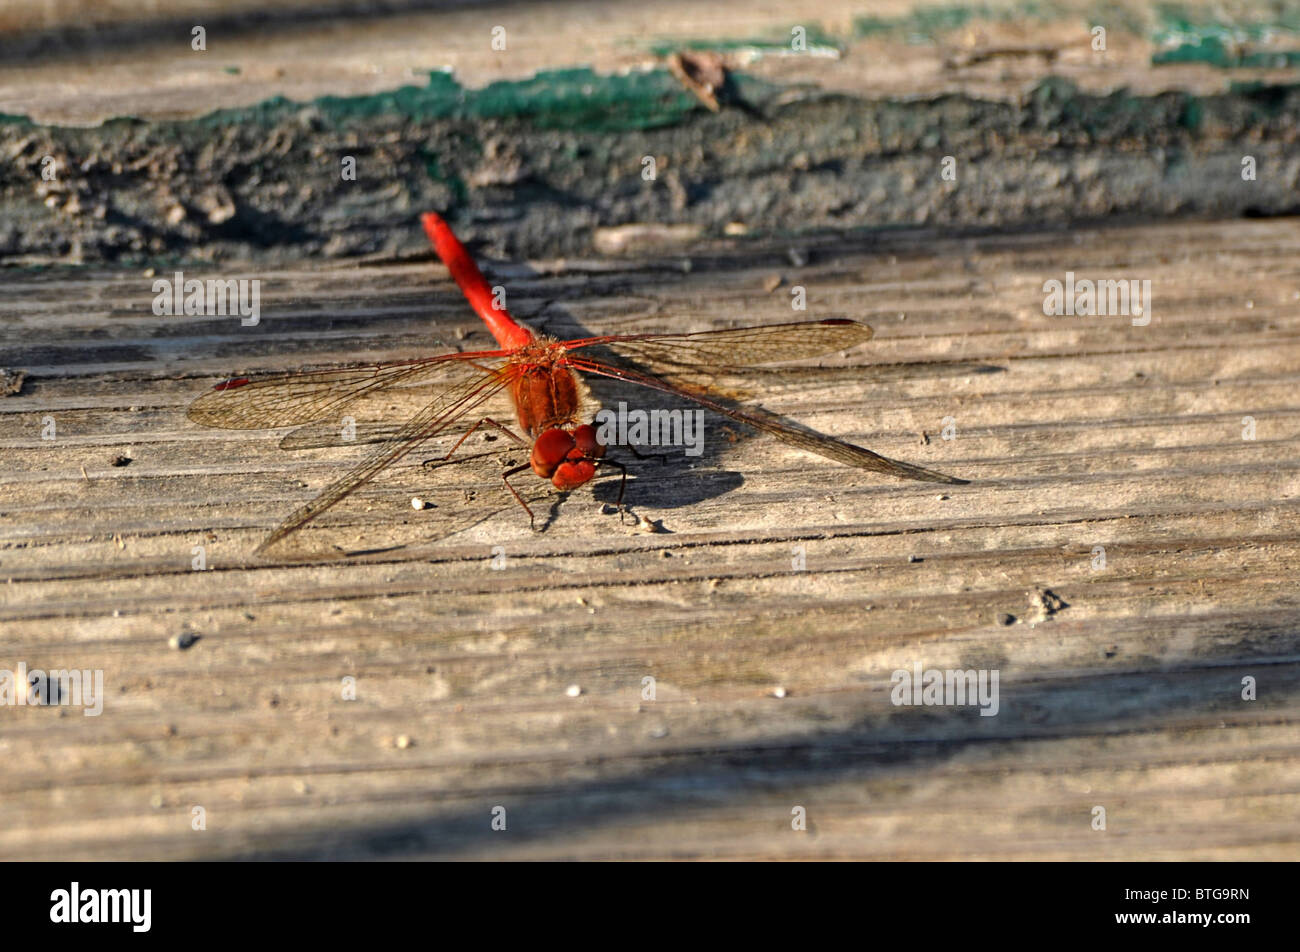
[908, 555, 922, 563]
[411, 497, 427, 510]
[169, 631, 199, 650]
[762, 274, 783, 293]
[110, 455, 131, 467]
[997, 613, 1015, 626]
[395, 734, 412, 749]
[772, 686, 787, 699]
[565, 684, 582, 698]
[786, 247, 808, 267]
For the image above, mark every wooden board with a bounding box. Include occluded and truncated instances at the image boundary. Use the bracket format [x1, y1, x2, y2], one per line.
[3, 216, 1299, 859]
[6, 0, 1299, 125]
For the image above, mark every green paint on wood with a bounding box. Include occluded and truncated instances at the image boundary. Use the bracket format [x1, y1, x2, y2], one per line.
[196, 67, 705, 133]
[1153, 37, 1300, 68]
[854, 2, 1053, 42]
[1151, 2, 1300, 68]
[845, 0, 1300, 68]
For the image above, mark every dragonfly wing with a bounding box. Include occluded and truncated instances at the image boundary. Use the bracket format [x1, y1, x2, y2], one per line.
[254, 365, 511, 555]
[277, 421, 412, 451]
[186, 350, 506, 430]
[566, 356, 966, 485]
[276, 378, 519, 448]
[563, 319, 874, 372]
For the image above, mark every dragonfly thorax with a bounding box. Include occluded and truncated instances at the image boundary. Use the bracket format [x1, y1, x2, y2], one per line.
[507, 339, 583, 436]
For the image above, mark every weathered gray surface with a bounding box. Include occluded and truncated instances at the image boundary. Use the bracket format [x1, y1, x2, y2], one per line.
[2, 217, 1298, 859]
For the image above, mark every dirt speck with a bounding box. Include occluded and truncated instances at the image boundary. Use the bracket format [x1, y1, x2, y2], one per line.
[168, 631, 200, 650]
[0, 369, 25, 396]
[1028, 586, 1069, 623]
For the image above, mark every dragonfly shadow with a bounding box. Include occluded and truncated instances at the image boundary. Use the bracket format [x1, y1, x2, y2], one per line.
[591, 458, 744, 510]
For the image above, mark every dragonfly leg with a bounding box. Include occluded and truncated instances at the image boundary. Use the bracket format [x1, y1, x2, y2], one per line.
[593, 457, 630, 523]
[424, 417, 525, 471]
[500, 462, 538, 530]
[447, 417, 525, 456]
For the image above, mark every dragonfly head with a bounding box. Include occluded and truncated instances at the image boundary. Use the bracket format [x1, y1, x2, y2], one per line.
[531, 424, 606, 490]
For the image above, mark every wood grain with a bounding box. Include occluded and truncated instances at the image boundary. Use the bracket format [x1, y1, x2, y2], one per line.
[3, 217, 1298, 859]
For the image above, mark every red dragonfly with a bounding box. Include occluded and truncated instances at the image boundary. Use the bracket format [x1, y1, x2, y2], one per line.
[188, 212, 964, 554]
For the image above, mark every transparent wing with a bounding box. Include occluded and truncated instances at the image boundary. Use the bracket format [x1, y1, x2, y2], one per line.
[566, 355, 966, 485]
[254, 363, 512, 555]
[562, 318, 874, 372]
[278, 421, 414, 451]
[186, 350, 507, 430]
[275, 378, 521, 448]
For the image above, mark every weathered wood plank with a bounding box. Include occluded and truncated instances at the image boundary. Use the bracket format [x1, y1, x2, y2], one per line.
[2, 216, 1299, 859]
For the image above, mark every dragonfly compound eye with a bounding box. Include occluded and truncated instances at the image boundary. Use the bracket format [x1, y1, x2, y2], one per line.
[530, 428, 576, 479]
[572, 423, 605, 459]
